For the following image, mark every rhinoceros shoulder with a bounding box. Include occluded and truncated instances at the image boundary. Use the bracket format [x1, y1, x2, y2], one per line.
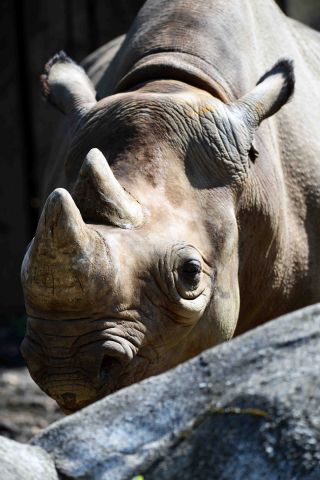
[287, 18, 320, 75]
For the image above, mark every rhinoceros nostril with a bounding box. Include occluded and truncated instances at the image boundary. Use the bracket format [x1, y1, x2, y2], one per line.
[100, 355, 120, 381]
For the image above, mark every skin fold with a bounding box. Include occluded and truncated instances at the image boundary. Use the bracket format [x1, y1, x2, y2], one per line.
[21, 0, 320, 412]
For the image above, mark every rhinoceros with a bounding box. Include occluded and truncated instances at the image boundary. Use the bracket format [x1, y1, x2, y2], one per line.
[21, 0, 320, 412]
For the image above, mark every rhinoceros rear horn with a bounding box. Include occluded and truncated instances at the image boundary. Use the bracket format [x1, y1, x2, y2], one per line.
[231, 59, 295, 131]
[72, 148, 144, 229]
[41, 51, 97, 116]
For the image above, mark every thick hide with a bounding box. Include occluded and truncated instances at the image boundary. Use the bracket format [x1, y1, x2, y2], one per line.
[21, 0, 320, 410]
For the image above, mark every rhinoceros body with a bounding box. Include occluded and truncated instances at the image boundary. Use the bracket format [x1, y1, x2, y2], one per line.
[21, 0, 320, 412]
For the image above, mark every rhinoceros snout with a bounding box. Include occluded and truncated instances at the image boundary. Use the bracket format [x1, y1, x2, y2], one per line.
[59, 392, 77, 410]
[99, 354, 121, 382]
[52, 385, 98, 412]
[21, 316, 133, 411]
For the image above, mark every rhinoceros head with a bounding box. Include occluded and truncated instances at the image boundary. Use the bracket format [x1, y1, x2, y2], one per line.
[21, 53, 294, 411]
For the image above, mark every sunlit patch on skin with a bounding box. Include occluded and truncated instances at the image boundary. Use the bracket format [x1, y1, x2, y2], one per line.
[198, 104, 216, 116]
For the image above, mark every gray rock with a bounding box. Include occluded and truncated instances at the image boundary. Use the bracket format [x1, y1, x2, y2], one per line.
[33, 304, 320, 480]
[0, 435, 58, 480]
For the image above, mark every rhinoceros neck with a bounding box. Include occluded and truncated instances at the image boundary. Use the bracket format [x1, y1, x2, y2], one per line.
[114, 52, 232, 102]
[236, 140, 316, 334]
[98, 0, 291, 99]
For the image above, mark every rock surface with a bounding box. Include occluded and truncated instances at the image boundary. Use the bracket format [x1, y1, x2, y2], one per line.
[0, 436, 58, 480]
[31, 304, 320, 480]
[0, 368, 63, 442]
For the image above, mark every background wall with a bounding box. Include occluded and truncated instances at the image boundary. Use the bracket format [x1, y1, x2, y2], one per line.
[0, 0, 319, 364]
[288, 0, 320, 29]
[0, 0, 145, 319]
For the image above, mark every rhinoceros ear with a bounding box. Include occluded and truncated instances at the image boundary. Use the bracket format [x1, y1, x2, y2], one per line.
[230, 59, 295, 132]
[40, 51, 97, 116]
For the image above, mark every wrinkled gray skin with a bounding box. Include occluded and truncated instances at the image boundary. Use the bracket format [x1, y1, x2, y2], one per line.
[21, 0, 320, 412]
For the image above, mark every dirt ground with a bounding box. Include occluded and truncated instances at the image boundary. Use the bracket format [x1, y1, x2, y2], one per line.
[0, 368, 63, 443]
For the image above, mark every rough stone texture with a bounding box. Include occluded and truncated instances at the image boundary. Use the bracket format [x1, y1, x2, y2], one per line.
[33, 304, 320, 480]
[0, 435, 58, 480]
[0, 368, 63, 443]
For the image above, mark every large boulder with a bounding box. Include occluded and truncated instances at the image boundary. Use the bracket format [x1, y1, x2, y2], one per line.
[0, 436, 58, 480]
[31, 304, 320, 480]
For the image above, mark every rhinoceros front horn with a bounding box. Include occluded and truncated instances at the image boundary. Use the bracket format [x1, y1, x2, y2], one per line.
[21, 188, 108, 315]
[35, 188, 88, 253]
[72, 148, 144, 229]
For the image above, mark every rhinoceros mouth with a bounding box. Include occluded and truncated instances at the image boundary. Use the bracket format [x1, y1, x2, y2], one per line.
[56, 354, 151, 412]
[21, 314, 148, 409]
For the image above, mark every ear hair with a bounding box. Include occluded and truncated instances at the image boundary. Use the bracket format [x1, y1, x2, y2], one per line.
[257, 58, 295, 106]
[40, 51, 74, 99]
[231, 58, 295, 131]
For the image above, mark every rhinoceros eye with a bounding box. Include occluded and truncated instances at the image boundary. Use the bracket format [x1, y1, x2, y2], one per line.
[179, 259, 202, 288]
